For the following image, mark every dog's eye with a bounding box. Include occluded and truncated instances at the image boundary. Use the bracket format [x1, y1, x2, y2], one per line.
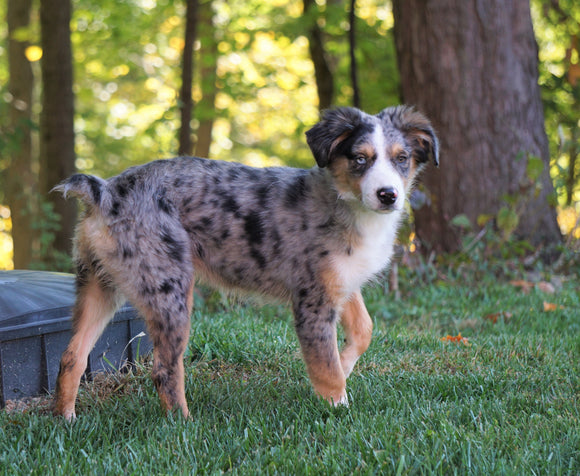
[355, 156, 367, 166]
[397, 153, 409, 163]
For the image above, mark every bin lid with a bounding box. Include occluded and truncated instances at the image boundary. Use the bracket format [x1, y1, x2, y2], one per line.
[0, 270, 76, 328]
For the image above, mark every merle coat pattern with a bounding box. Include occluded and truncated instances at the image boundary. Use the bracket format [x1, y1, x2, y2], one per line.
[52, 105, 439, 419]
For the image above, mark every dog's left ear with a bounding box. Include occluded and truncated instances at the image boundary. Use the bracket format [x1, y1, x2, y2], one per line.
[378, 106, 440, 167]
[305, 107, 363, 168]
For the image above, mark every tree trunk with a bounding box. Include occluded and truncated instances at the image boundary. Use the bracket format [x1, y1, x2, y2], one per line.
[194, 0, 217, 159]
[392, 0, 561, 252]
[40, 0, 77, 267]
[178, 0, 199, 156]
[565, 129, 578, 206]
[6, 0, 35, 269]
[304, 0, 334, 111]
[349, 0, 360, 108]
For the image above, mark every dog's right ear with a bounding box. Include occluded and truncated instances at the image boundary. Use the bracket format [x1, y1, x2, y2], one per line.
[305, 107, 363, 168]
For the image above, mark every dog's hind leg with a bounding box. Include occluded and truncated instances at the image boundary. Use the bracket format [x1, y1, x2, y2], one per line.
[132, 278, 194, 419]
[113, 221, 195, 418]
[53, 266, 124, 420]
[293, 296, 347, 406]
[339, 290, 373, 378]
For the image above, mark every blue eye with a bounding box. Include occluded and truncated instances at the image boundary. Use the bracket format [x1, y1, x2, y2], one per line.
[355, 156, 367, 166]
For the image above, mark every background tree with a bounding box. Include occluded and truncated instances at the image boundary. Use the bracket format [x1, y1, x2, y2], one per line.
[392, 0, 562, 253]
[194, 0, 218, 158]
[6, 0, 35, 269]
[348, 0, 360, 108]
[304, 0, 334, 110]
[178, 0, 199, 156]
[39, 0, 76, 266]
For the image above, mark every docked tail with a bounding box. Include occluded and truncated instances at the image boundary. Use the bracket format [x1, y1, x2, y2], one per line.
[52, 174, 111, 212]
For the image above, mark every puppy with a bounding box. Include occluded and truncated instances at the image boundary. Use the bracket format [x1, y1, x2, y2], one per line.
[52, 105, 439, 419]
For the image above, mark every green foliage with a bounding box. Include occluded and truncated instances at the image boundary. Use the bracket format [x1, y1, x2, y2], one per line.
[450, 213, 472, 231]
[532, 0, 580, 208]
[29, 200, 72, 271]
[66, 0, 400, 175]
[70, 0, 184, 177]
[449, 152, 557, 261]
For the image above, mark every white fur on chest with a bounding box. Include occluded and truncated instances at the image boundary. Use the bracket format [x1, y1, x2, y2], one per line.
[332, 210, 402, 297]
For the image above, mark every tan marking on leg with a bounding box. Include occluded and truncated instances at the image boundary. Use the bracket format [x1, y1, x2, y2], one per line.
[53, 278, 120, 420]
[152, 342, 190, 418]
[299, 324, 348, 406]
[339, 290, 373, 378]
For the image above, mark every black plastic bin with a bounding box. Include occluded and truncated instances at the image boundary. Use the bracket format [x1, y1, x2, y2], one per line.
[0, 270, 152, 407]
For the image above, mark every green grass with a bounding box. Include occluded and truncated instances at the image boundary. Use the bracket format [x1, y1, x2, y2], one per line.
[1, 270, 579, 475]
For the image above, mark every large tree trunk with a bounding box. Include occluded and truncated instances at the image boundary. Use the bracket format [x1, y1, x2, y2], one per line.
[392, 0, 561, 252]
[6, 0, 35, 269]
[178, 0, 199, 156]
[39, 0, 77, 267]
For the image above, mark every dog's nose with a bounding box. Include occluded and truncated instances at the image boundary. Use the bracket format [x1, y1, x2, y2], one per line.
[376, 187, 398, 206]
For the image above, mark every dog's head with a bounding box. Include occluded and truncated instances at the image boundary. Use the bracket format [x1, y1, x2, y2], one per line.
[306, 105, 439, 213]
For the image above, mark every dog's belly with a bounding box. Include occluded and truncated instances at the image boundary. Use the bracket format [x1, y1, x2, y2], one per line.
[191, 249, 294, 301]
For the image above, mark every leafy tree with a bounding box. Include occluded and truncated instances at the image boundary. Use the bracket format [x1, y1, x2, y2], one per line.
[532, 0, 580, 209]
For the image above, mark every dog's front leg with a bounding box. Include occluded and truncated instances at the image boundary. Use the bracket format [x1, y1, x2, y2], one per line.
[293, 299, 347, 406]
[339, 290, 373, 378]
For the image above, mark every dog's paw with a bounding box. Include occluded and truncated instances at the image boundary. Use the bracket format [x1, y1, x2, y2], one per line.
[52, 403, 76, 422]
[55, 410, 76, 422]
[330, 393, 349, 407]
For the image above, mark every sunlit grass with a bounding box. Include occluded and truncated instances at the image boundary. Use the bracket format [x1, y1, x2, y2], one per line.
[1, 272, 578, 474]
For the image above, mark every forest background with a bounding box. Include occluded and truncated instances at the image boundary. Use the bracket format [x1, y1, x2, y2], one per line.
[0, 0, 578, 271]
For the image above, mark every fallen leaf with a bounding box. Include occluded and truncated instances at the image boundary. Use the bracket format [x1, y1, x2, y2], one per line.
[484, 313, 500, 324]
[510, 280, 534, 294]
[483, 311, 512, 324]
[537, 282, 556, 294]
[440, 333, 470, 346]
[543, 301, 564, 312]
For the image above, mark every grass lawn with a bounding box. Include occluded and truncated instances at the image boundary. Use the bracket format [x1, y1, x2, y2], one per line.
[1, 262, 578, 475]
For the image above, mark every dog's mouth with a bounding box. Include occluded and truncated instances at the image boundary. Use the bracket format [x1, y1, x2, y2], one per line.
[373, 203, 401, 214]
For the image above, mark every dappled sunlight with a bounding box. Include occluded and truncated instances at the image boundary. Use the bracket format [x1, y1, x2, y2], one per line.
[0, 206, 13, 271]
[557, 206, 580, 239]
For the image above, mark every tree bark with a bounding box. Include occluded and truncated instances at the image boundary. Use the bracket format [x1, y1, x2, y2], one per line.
[40, 0, 77, 266]
[349, 0, 360, 108]
[392, 0, 561, 252]
[194, 0, 217, 159]
[304, 0, 334, 111]
[6, 0, 35, 269]
[178, 0, 199, 156]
